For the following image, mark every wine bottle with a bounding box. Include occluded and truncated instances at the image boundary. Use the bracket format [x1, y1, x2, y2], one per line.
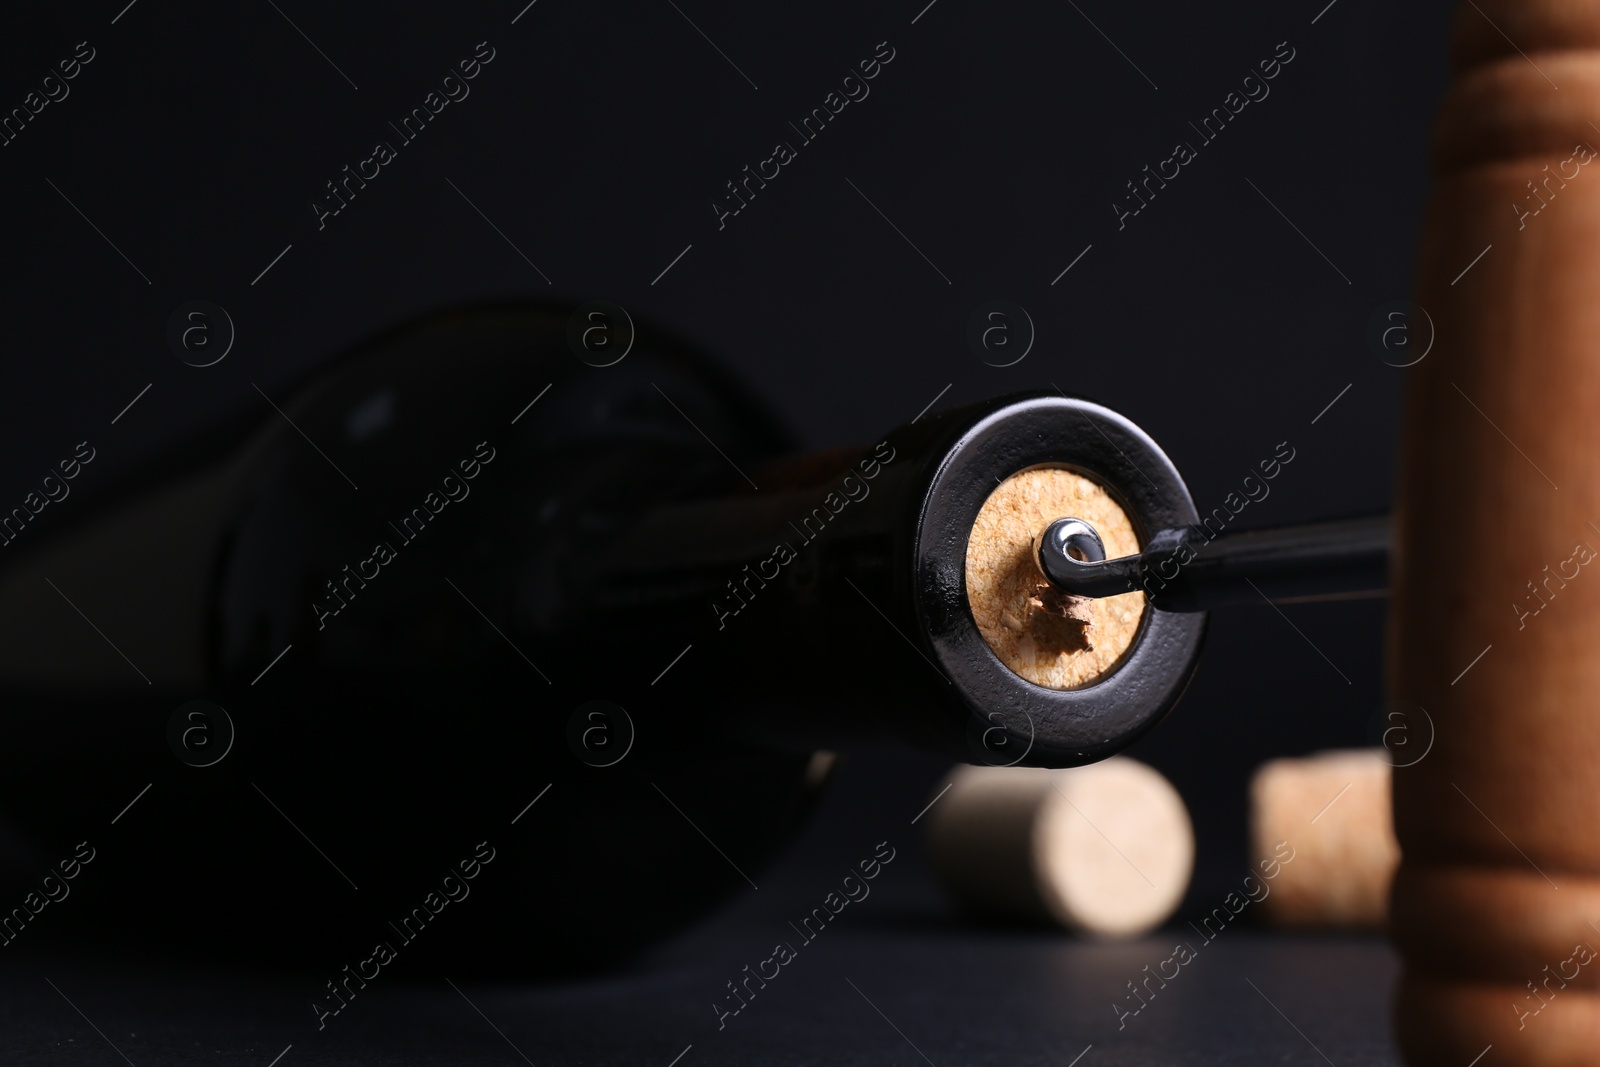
[0, 301, 1204, 972]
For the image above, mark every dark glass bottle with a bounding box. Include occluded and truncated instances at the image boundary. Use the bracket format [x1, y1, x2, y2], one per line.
[0, 302, 1202, 973]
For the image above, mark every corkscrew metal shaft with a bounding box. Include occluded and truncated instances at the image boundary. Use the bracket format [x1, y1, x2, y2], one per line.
[1036, 515, 1391, 612]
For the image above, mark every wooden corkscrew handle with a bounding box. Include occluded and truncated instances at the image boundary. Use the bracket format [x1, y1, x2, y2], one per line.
[1391, 1, 1600, 1063]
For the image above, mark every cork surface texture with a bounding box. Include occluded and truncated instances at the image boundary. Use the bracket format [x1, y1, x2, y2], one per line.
[964, 467, 1145, 689]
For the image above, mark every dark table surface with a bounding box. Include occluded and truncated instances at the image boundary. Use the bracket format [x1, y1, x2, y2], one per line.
[0, 745, 1403, 1067]
[5, 928, 1400, 1066]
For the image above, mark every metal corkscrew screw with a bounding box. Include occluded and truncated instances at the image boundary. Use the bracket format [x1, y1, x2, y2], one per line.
[1036, 514, 1391, 612]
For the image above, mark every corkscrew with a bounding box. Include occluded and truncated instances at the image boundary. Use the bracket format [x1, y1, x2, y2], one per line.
[1035, 513, 1391, 613]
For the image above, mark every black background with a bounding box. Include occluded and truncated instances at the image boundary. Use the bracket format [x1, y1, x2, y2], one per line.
[0, 0, 1453, 1061]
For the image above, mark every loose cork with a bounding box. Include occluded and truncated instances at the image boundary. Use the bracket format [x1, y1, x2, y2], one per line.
[924, 759, 1193, 937]
[965, 468, 1145, 689]
[1250, 749, 1398, 928]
